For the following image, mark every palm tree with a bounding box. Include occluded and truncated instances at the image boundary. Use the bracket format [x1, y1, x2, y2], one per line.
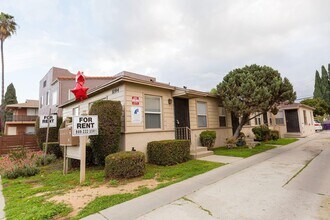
[0, 12, 17, 132]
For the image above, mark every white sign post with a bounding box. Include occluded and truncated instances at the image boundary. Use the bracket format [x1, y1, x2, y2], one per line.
[72, 115, 98, 183]
[40, 112, 57, 164]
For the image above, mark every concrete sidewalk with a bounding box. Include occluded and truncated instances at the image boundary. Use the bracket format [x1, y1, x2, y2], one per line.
[83, 133, 321, 220]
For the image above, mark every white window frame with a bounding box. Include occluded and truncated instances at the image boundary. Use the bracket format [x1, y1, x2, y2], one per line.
[254, 113, 261, 126]
[68, 90, 74, 100]
[73, 107, 80, 116]
[275, 110, 285, 125]
[40, 96, 43, 108]
[52, 91, 58, 105]
[46, 90, 50, 105]
[144, 95, 162, 129]
[25, 126, 36, 134]
[197, 101, 207, 128]
[27, 108, 38, 116]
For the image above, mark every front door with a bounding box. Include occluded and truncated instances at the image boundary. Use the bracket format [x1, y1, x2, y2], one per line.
[285, 109, 300, 132]
[174, 98, 190, 128]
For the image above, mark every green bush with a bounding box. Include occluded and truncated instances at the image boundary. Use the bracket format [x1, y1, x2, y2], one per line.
[147, 140, 190, 166]
[43, 142, 62, 158]
[4, 165, 40, 179]
[35, 116, 63, 149]
[89, 100, 122, 165]
[252, 125, 271, 141]
[270, 130, 280, 140]
[36, 154, 57, 166]
[105, 151, 146, 178]
[200, 130, 216, 150]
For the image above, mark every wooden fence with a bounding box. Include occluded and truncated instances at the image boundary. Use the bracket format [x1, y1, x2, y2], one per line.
[0, 134, 39, 155]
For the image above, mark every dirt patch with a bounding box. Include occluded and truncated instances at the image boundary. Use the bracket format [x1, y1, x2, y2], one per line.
[48, 179, 159, 216]
[318, 196, 330, 219]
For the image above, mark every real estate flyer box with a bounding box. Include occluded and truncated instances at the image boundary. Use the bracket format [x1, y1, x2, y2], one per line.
[59, 127, 79, 146]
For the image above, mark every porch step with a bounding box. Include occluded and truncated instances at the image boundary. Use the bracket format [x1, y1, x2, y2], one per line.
[283, 133, 304, 138]
[190, 146, 214, 159]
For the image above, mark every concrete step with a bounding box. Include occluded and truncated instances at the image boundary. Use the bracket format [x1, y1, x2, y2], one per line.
[192, 146, 209, 153]
[284, 133, 304, 138]
[190, 150, 214, 159]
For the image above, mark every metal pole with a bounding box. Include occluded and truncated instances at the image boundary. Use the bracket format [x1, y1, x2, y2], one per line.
[44, 108, 51, 164]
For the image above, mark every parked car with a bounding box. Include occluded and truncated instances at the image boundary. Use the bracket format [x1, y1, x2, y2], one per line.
[314, 121, 323, 132]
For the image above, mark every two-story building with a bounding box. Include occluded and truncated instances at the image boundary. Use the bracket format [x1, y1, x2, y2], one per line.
[4, 100, 39, 135]
[39, 67, 115, 117]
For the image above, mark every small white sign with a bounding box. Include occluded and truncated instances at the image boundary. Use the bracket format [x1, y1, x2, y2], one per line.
[131, 107, 142, 123]
[40, 115, 57, 128]
[73, 115, 99, 136]
[66, 146, 81, 160]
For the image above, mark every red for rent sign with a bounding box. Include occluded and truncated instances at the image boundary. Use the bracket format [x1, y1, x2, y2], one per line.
[132, 96, 140, 105]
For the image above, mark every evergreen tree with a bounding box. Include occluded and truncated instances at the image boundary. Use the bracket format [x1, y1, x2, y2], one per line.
[4, 83, 17, 121]
[313, 65, 330, 106]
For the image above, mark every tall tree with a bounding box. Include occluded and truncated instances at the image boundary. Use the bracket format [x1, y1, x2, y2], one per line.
[0, 12, 17, 131]
[217, 64, 296, 138]
[313, 65, 330, 106]
[4, 83, 17, 121]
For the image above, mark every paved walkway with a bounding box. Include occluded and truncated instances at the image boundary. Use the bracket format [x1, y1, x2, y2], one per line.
[197, 155, 243, 163]
[83, 132, 327, 220]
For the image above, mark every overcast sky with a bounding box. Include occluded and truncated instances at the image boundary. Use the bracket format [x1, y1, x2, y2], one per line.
[1, 0, 330, 102]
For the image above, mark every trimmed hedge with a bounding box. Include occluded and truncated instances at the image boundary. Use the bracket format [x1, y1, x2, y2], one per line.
[105, 151, 146, 178]
[42, 142, 62, 158]
[200, 130, 216, 150]
[35, 116, 63, 149]
[89, 100, 122, 165]
[147, 140, 190, 166]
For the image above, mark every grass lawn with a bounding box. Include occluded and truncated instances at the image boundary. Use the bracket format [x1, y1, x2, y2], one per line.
[2, 159, 223, 220]
[264, 138, 298, 145]
[213, 144, 276, 158]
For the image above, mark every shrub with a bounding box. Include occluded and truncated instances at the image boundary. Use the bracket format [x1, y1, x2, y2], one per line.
[43, 142, 62, 158]
[147, 140, 190, 166]
[36, 154, 57, 166]
[89, 100, 122, 165]
[252, 125, 271, 141]
[35, 116, 63, 149]
[270, 130, 280, 140]
[105, 151, 146, 178]
[0, 149, 44, 179]
[200, 130, 216, 150]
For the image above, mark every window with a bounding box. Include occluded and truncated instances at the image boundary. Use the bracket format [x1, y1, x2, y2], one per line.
[269, 117, 273, 125]
[197, 102, 207, 127]
[275, 111, 285, 125]
[73, 107, 79, 116]
[26, 126, 35, 134]
[68, 90, 74, 100]
[52, 91, 58, 105]
[303, 110, 307, 125]
[40, 96, 43, 108]
[43, 80, 47, 88]
[27, 108, 38, 116]
[46, 90, 50, 105]
[145, 95, 161, 129]
[218, 107, 226, 127]
[254, 113, 261, 125]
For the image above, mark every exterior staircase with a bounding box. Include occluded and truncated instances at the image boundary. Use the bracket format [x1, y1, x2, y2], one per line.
[190, 146, 213, 159]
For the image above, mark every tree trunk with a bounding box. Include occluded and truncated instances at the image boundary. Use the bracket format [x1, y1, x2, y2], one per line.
[233, 113, 249, 139]
[1, 39, 4, 133]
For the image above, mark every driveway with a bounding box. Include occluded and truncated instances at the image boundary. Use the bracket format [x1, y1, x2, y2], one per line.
[137, 132, 330, 220]
[85, 132, 330, 220]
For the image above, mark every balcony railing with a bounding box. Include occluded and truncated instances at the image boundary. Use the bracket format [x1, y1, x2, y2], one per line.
[6, 115, 38, 122]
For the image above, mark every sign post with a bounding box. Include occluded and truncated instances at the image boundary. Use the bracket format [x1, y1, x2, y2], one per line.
[40, 111, 57, 163]
[72, 115, 98, 183]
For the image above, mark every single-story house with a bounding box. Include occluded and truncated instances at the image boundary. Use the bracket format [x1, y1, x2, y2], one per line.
[60, 71, 315, 155]
[60, 71, 233, 156]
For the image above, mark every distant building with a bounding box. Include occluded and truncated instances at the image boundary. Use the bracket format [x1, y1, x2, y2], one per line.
[39, 67, 115, 116]
[5, 100, 39, 135]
